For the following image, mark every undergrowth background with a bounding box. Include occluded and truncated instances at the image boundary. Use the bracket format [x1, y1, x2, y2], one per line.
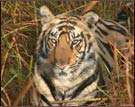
[1, 0, 134, 106]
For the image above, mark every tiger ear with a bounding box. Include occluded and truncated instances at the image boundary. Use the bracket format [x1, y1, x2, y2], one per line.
[40, 6, 55, 25]
[82, 11, 99, 24]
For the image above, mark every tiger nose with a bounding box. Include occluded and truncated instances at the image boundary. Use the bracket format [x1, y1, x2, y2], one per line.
[56, 63, 67, 70]
[56, 61, 67, 69]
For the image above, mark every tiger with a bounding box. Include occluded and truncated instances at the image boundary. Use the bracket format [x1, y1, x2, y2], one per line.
[31, 6, 131, 106]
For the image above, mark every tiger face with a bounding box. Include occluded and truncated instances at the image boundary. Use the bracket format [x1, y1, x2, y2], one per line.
[36, 6, 99, 80]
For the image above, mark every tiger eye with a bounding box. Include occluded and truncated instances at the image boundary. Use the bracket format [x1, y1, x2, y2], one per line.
[50, 38, 57, 44]
[48, 38, 57, 47]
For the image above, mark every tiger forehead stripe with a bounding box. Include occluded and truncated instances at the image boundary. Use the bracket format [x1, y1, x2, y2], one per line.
[67, 14, 81, 20]
[57, 14, 81, 26]
[57, 25, 75, 31]
[58, 20, 77, 25]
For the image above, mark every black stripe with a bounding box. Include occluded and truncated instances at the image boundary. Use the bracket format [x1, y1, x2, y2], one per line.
[97, 38, 114, 58]
[71, 65, 99, 99]
[95, 29, 104, 38]
[87, 42, 92, 53]
[109, 25, 129, 35]
[58, 20, 77, 25]
[44, 36, 48, 54]
[97, 39, 106, 54]
[97, 26, 108, 36]
[40, 94, 52, 106]
[104, 19, 124, 26]
[59, 18, 66, 20]
[57, 25, 75, 31]
[68, 14, 81, 20]
[50, 31, 58, 38]
[96, 36, 114, 58]
[98, 19, 129, 36]
[59, 31, 69, 36]
[38, 31, 48, 60]
[74, 33, 81, 38]
[47, 42, 51, 49]
[80, 32, 86, 44]
[40, 73, 57, 101]
[39, 31, 46, 51]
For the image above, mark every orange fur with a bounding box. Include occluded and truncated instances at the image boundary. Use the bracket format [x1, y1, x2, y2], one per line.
[48, 33, 77, 67]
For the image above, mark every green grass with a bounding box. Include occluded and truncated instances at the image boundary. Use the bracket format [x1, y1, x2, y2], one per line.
[1, 1, 134, 106]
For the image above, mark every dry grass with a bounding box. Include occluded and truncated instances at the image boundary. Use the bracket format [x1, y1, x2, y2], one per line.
[1, 1, 134, 106]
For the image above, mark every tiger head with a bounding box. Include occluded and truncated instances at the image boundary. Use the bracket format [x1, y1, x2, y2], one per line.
[36, 6, 99, 80]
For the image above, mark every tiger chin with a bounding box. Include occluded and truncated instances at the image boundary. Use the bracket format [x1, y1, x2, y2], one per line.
[31, 6, 130, 106]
